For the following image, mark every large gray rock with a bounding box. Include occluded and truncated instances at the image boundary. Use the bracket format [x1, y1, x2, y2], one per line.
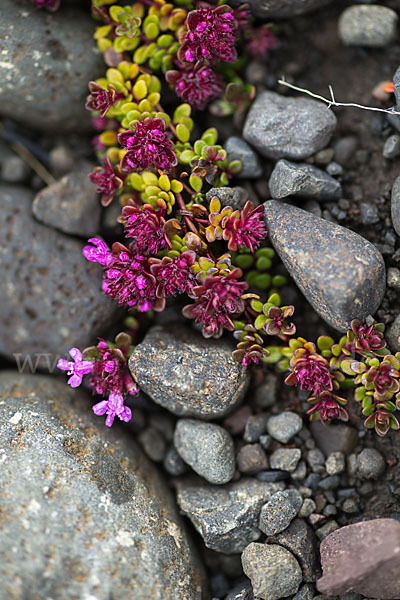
[32, 163, 101, 237]
[264, 201, 386, 331]
[245, 0, 332, 19]
[318, 519, 400, 599]
[174, 419, 235, 484]
[0, 185, 117, 366]
[0, 373, 205, 599]
[175, 478, 283, 554]
[244, 92, 336, 161]
[241, 543, 302, 600]
[129, 325, 249, 419]
[224, 136, 263, 179]
[339, 5, 398, 48]
[391, 175, 400, 236]
[0, 0, 103, 132]
[269, 160, 342, 201]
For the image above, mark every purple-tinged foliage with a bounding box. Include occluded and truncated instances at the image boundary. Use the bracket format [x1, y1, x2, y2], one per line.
[183, 267, 248, 338]
[118, 118, 177, 173]
[166, 62, 224, 110]
[307, 391, 349, 424]
[178, 4, 238, 64]
[349, 319, 387, 356]
[89, 157, 124, 207]
[120, 205, 168, 256]
[285, 346, 333, 396]
[149, 251, 197, 305]
[86, 81, 124, 118]
[206, 198, 267, 252]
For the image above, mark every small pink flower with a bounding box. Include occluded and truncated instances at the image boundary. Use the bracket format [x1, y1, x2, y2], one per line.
[57, 348, 93, 388]
[93, 392, 132, 427]
[83, 238, 110, 266]
[89, 157, 124, 207]
[121, 206, 167, 256]
[166, 63, 224, 110]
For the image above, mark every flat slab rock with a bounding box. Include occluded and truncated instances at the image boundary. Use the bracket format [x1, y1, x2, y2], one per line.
[0, 0, 103, 132]
[0, 373, 205, 600]
[0, 185, 118, 366]
[244, 0, 333, 19]
[129, 325, 249, 419]
[317, 519, 400, 599]
[243, 91, 336, 161]
[264, 200, 385, 332]
[175, 478, 283, 554]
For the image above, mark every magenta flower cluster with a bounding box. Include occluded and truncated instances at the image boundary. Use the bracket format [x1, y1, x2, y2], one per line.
[118, 117, 177, 173]
[32, 0, 60, 10]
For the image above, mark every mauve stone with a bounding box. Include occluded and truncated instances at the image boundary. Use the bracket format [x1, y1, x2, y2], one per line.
[0, 373, 205, 600]
[263, 201, 386, 332]
[244, 92, 336, 161]
[317, 519, 400, 598]
[0, 185, 117, 366]
[244, 0, 333, 19]
[129, 325, 249, 419]
[310, 422, 359, 456]
[0, 0, 103, 132]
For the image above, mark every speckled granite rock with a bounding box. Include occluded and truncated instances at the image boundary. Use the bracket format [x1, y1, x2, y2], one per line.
[0, 373, 205, 600]
[0, 185, 118, 367]
[317, 519, 400, 599]
[263, 201, 385, 331]
[175, 478, 283, 553]
[391, 175, 400, 236]
[174, 419, 235, 484]
[224, 137, 263, 179]
[241, 543, 302, 600]
[0, 0, 103, 132]
[244, 92, 336, 161]
[274, 519, 318, 582]
[205, 186, 252, 211]
[129, 325, 249, 419]
[244, 0, 332, 19]
[268, 160, 342, 201]
[32, 162, 101, 236]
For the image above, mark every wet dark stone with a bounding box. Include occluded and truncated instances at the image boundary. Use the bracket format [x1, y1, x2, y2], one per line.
[0, 0, 103, 132]
[0, 373, 205, 600]
[129, 325, 249, 419]
[0, 185, 118, 366]
[244, 0, 333, 19]
[32, 163, 101, 237]
[274, 519, 318, 583]
[263, 201, 386, 331]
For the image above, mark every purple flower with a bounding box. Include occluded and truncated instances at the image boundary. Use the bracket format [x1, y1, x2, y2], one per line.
[182, 268, 248, 338]
[57, 348, 93, 388]
[83, 237, 111, 266]
[120, 206, 167, 256]
[246, 26, 278, 59]
[89, 157, 124, 207]
[87, 338, 138, 398]
[118, 117, 177, 173]
[32, 0, 60, 11]
[166, 63, 224, 110]
[85, 81, 123, 118]
[93, 392, 132, 427]
[149, 251, 197, 304]
[178, 4, 239, 65]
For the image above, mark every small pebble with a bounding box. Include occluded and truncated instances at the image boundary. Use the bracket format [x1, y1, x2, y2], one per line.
[253, 374, 278, 409]
[316, 520, 339, 541]
[356, 448, 385, 479]
[244, 414, 267, 443]
[163, 447, 187, 476]
[339, 5, 398, 48]
[138, 427, 166, 462]
[291, 460, 307, 481]
[326, 161, 343, 176]
[383, 134, 400, 159]
[318, 476, 340, 491]
[387, 267, 400, 289]
[256, 470, 290, 483]
[341, 498, 360, 514]
[306, 448, 325, 473]
[299, 498, 317, 518]
[267, 412, 303, 443]
[270, 448, 302, 473]
[224, 406, 253, 436]
[258, 490, 302, 535]
[1, 155, 30, 183]
[237, 443, 269, 475]
[325, 452, 345, 476]
[359, 202, 379, 225]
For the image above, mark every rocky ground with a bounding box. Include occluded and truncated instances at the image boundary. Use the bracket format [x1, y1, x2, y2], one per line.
[2, 1, 400, 599]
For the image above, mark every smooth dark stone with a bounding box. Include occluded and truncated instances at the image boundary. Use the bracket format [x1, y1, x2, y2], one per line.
[224, 136, 263, 179]
[391, 175, 400, 236]
[263, 201, 386, 331]
[269, 160, 342, 201]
